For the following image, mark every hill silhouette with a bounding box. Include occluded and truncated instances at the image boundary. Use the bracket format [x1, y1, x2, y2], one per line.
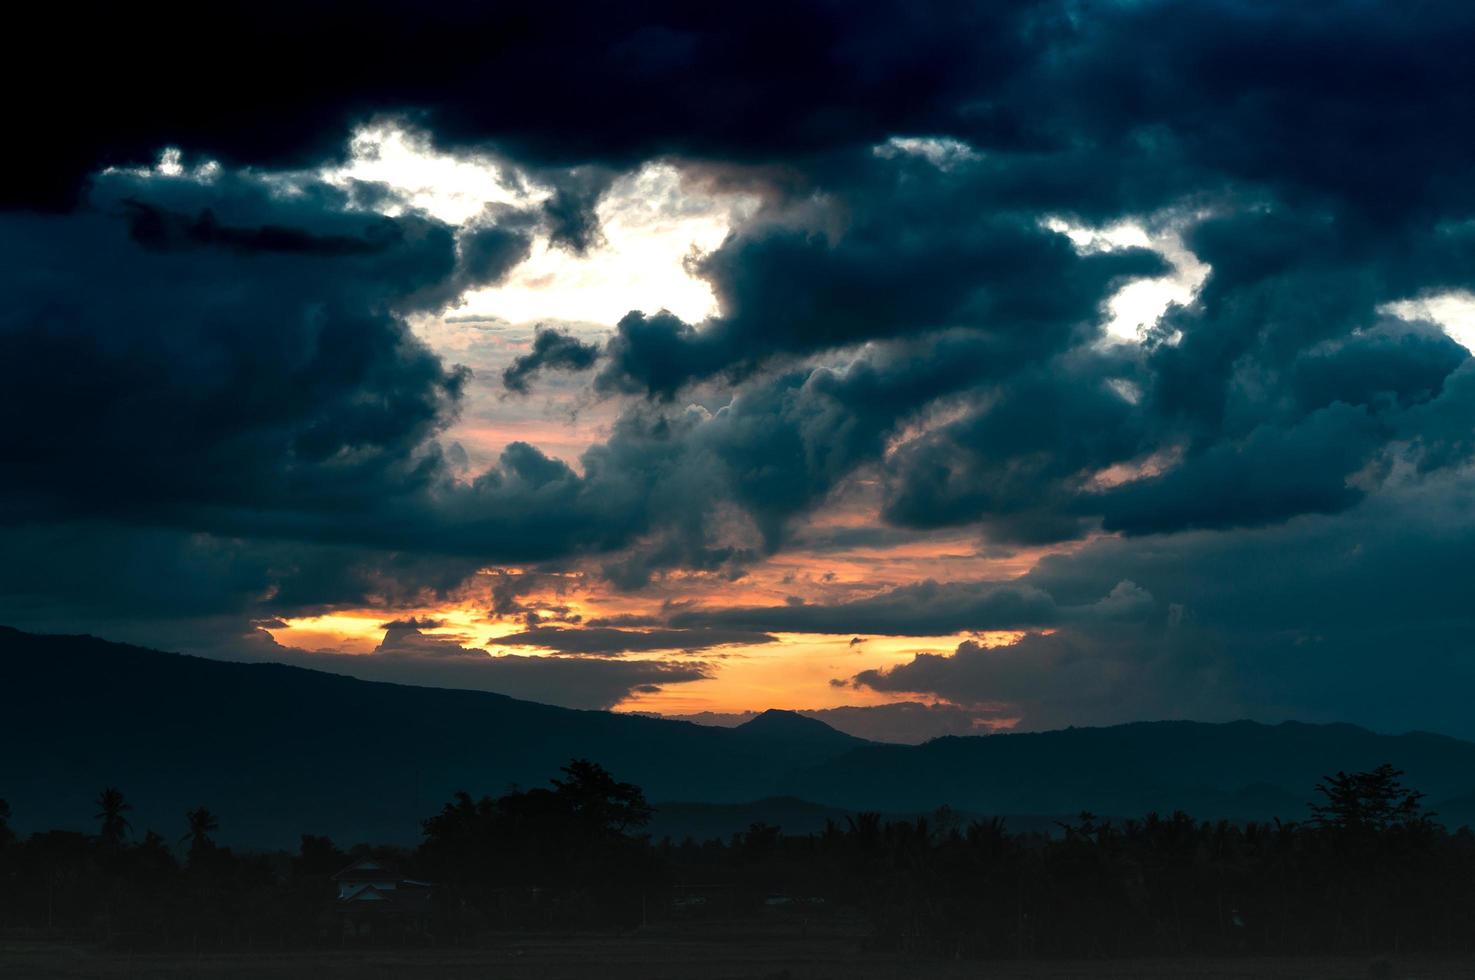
[734, 708, 869, 749]
[780, 720, 1475, 825]
[4, 626, 1475, 846]
[0, 627, 860, 846]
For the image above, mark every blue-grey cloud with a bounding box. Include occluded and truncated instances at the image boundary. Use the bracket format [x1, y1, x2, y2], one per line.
[6, 0, 1475, 739]
[502, 327, 602, 393]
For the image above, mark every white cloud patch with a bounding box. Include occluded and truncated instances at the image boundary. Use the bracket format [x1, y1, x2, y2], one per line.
[458, 163, 758, 325]
[323, 124, 530, 223]
[874, 135, 981, 170]
[1382, 291, 1475, 353]
[1043, 215, 1210, 343]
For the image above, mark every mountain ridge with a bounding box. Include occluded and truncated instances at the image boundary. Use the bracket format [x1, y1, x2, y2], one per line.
[5, 626, 1474, 846]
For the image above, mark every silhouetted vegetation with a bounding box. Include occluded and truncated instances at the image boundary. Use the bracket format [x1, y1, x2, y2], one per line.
[421, 760, 663, 934]
[2, 766, 1473, 959]
[94, 787, 131, 847]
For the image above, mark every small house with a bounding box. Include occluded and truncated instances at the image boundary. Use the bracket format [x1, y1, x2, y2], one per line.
[331, 859, 433, 940]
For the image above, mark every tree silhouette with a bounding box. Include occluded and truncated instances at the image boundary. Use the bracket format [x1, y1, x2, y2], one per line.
[1310, 763, 1432, 833]
[181, 806, 218, 857]
[93, 787, 132, 845]
[294, 834, 345, 877]
[0, 798, 13, 848]
[3, 764, 1474, 956]
[551, 758, 653, 833]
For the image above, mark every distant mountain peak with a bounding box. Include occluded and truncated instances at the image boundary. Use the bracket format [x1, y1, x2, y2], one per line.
[736, 709, 866, 743]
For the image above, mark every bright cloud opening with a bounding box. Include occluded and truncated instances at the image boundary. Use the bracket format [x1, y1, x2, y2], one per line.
[458, 163, 758, 325]
[322, 124, 530, 223]
[1382, 291, 1475, 353]
[1044, 216, 1210, 343]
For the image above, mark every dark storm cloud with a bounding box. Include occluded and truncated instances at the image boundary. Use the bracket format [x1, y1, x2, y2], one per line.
[0, 522, 484, 637]
[7, 0, 1475, 734]
[1029, 2, 1475, 227]
[595, 162, 1165, 396]
[566, 330, 1037, 584]
[453, 213, 537, 289]
[1090, 404, 1383, 536]
[10, 1, 1473, 569]
[7, 1, 1039, 211]
[0, 169, 684, 568]
[0, 169, 518, 531]
[345, 651, 711, 710]
[536, 167, 618, 254]
[875, 209, 1475, 543]
[841, 470, 1475, 738]
[492, 626, 776, 655]
[674, 576, 1154, 637]
[19, 1, 1475, 225]
[675, 580, 1060, 636]
[849, 624, 1232, 735]
[297, 624, 711, 709]
[879, 348, 1156, 544]
[502, 328, 602, 393]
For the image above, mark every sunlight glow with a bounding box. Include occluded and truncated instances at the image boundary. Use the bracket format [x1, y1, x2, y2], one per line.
[322, 124, 530, 224]
[1043, 216, 1210, 343]
[321, 125, 760, 326]
[1382, 291, 1475, 353]
[456, 163, 758, 325]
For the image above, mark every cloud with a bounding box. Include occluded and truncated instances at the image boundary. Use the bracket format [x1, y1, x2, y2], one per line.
[492, 625, 775, 655]
[675, 580, 1060, 635]
[10, 9, 1475, 576]
[842, 470, 1475, 738]
[673, 574, 1160, 639]
[7, 0, 1475, 736]
[314, 623, 711, 709]
[0, 169, 510, 534]
[848, 623, 1231, 735]
[378, 616, 448, 632]
[594, 168, 1164, 397]
[6, 2, 1039, 211]
[502, 327, 601, 393]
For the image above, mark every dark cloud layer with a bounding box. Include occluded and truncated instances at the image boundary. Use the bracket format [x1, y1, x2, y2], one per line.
[493, 626, 776, 655]
[595, 175, 1163, 396]
[1, 171, 484, 527]
[675, 580, 1061, 636]
[329, 623, 710, 709]
[7, 1, 1039, 211]
[844, 471, 1475, 738]
[6, 0, 1475, 734]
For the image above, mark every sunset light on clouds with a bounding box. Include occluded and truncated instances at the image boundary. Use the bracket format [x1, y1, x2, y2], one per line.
[8, 0, 1475, 748]
[230, 125, 1081, 726]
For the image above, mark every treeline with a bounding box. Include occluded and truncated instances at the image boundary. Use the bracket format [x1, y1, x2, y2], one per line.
[2, 763, 1474, 957]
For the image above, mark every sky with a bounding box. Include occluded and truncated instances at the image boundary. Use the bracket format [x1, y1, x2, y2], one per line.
[4, 1, 1475, 743]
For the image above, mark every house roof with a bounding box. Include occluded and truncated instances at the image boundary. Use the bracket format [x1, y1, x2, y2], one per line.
[339, 883, 394, 903]
[337, 882, 434, 911]
[332, 859, 399, 882]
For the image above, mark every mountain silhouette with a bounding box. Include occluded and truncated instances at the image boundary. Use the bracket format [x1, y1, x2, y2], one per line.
[734, 708, 869, 749]
[4, 626, 1475, 847]
[0, 627, 858, 846]
[779, 720, 1475, 824]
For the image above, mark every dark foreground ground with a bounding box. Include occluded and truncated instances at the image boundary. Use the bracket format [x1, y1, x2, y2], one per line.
[2, 934, 1472, 980]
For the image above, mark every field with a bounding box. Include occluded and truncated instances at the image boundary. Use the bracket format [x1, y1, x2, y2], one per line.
[2, 932, 1471, 980]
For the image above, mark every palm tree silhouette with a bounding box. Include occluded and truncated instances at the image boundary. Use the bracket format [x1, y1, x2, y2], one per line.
[94, 787, 132, 845]
[181, 806, 218, 856]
